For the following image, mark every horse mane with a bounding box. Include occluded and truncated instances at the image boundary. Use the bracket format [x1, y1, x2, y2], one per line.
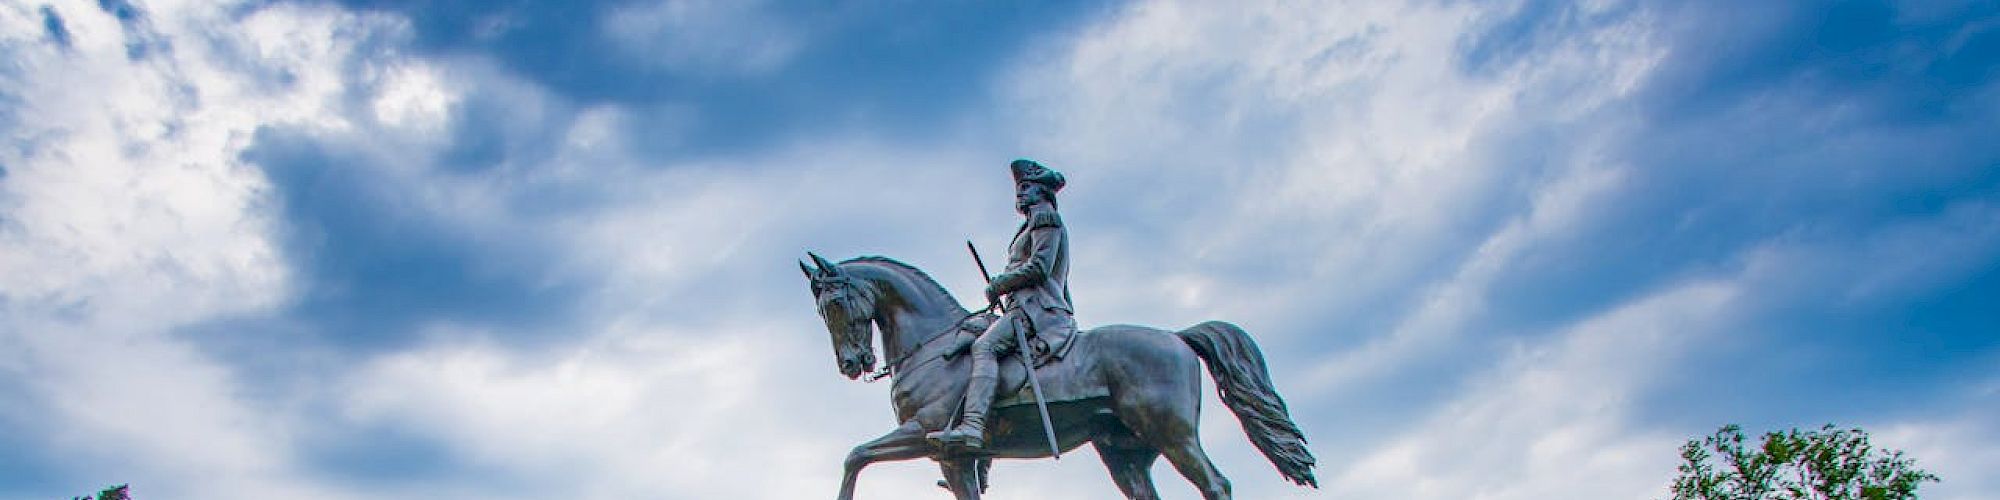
[838, 255, 963, 309]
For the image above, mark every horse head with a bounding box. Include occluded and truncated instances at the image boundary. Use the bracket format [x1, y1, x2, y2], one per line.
[802, 252, 878, 379]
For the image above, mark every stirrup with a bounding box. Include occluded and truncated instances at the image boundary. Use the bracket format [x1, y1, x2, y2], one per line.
[926, 426, 985, 450]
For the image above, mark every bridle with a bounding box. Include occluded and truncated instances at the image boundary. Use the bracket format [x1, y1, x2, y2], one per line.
[864, 308, 989, 382]
[815, 274, 877, 365]
[818, 273, 989, 383]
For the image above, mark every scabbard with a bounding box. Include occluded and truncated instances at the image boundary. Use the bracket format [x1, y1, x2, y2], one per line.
[1014, 312, 1062, 460]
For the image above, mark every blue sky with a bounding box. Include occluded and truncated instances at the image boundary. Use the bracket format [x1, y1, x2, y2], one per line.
[1, 1, 1996, 499]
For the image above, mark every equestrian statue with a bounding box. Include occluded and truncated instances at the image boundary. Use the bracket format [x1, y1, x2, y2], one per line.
[801, 159, 1315, 499]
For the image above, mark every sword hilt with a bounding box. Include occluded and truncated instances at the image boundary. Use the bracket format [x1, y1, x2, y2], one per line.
[967, 241, 1005, 312]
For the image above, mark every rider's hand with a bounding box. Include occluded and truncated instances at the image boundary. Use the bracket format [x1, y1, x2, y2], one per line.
[984, 286, 1003, 308]
[943, 332, 975, 360]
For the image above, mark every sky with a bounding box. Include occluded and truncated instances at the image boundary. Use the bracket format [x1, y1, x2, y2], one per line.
[1, 0, 1997, 499]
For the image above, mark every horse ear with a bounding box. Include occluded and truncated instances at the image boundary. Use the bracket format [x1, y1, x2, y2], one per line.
[809, 252, 837, 275]
[800, 259, 817, 280]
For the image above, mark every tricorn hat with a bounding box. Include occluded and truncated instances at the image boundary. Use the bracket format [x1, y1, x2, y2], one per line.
[1009, 159, 1065, 192]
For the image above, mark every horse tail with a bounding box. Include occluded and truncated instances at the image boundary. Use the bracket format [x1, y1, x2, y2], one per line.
[1175, 320, 1318, 488]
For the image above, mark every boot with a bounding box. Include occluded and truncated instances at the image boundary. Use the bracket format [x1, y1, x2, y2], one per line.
[928, 374, 996, 450]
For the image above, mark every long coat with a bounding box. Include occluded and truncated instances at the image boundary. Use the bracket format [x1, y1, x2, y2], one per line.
[992, 201, 1075, 358]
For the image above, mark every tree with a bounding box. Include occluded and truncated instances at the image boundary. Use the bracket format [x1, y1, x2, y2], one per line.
[71, 484, 129, 500]
[1670, 424, 1938, 500]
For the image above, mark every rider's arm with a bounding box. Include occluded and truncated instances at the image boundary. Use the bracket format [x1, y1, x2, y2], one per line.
[988, 206, 1063, 295]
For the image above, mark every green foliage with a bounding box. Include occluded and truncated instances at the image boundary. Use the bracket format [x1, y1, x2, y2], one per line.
[69, 484, 128, 500]
[1670, 425, 1938, 500]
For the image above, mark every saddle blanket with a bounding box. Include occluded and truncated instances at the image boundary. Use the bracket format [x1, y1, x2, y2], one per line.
[993, 325, 1117, 408]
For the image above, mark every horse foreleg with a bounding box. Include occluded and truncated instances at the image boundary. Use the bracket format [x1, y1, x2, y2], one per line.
[977, 458, 991, 493]
[938, 458, 982, 500]
[838, 421, 934, 500]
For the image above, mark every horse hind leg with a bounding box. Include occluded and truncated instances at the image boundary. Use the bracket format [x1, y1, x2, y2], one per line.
[1114, 388, 1227, 499]
[1110, 408, 1229, 498]
[1112, 330, 1229, 498]
[1092, 440, 1162, 499]
[1120, 382, 1230, 497]
[1158, 437, 1231, 500]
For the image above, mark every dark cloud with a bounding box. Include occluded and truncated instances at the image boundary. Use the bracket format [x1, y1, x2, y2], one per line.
[306, 0, 1109, 161]
[1448, 0, 2000, 428]
[1452, 0, 2000, 334]
[39, 6, 71, 50]
[0, 393, 69, 498]
[241, 127, 590, 352]
[301, 421, 485, 487]
[88, 0, 170, 60]
[433, 85, 578, 175]
[1456, 0, 1642, 76]
[1636, 212, 2000, 429]
[1644, 0, 2000, 124]
[95, 0, 142, 22]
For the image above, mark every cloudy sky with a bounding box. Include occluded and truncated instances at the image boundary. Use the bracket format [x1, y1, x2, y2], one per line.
[3, 0, 1997, 499]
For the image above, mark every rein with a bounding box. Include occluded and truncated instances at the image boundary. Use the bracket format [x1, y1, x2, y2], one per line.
[865, 308, 989, 382]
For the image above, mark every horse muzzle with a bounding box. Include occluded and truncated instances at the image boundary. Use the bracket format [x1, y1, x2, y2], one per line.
[838, 352, 876, 380]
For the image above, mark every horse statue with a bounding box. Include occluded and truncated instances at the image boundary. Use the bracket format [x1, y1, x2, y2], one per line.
[799, 252, 1316, 499]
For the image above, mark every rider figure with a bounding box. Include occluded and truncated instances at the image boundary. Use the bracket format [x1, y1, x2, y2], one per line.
[929, 159, 1077, 451]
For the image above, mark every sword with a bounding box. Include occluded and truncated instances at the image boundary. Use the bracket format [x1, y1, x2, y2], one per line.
[968, 240, 1063, 460]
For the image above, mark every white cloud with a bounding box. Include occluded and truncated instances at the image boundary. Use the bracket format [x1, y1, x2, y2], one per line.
[1306, 197, 2000, 499]
[1319, 198, 2000, 499]
[600, 0, 801, 75]
[1009, 0, 1665, 338]
[1296, 158, 1630, 397]
[369, 63, 457, 134]
[0, 2, 445, 498]
[1875, 409, 2000, 500]
[1329, 280, 1734, 499]
[338, 323, 818, 498]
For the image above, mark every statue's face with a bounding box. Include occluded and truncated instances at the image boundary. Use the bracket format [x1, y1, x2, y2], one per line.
[1015, 183, 1049, 212]
[805, 264, 877, 380]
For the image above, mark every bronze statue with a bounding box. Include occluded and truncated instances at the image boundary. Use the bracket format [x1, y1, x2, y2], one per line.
[801, 160, 1315, 500]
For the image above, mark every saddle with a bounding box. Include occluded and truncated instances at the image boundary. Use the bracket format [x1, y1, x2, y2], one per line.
[952, 313, 1107, 409]
[956, 310, 1076, 367]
